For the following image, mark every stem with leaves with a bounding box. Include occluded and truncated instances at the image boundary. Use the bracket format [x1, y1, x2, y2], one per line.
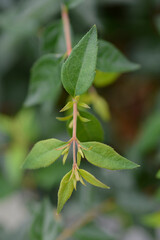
[23, 2, 140, 214]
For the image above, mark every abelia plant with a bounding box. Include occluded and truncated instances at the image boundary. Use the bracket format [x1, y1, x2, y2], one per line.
[23, 4, 140, 213]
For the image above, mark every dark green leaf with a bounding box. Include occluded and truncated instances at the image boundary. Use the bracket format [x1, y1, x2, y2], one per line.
[61, 26, 97, 96]
[81, 142, 139, 170]
[41, 20, 66, 54]
[67, 111, 104, 142]
[79, 169, 110, 189]
[33, 161, 71, 190]
[57, 171, 74, 213]
[97, 40, 140, 73]
[64, 0, 85, 9]
[23, 138, 66, 169]
[24, 54, 62, 107]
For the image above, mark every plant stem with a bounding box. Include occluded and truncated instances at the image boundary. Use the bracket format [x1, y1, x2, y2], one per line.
[56, 199, 115, 240]
[61, 4, 72, 56]
[61, 4, 78, 168]
[72, 100, 77, 167]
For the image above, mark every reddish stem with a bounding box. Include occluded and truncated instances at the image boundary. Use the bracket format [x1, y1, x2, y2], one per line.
[61, 4, 78, 168]
[72, 100, 77, 167]
[61, 4, 72, 56]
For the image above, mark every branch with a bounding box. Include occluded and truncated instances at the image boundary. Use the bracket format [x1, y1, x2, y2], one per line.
[56, 199, 115, 240]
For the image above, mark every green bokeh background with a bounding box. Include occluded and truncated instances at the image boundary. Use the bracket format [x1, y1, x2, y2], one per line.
[0, 0, 160, 239]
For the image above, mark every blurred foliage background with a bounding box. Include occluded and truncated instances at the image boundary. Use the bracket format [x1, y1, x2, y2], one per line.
[0, 0, 160, 239]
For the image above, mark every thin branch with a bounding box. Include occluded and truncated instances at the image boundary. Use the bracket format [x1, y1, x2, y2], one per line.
[61, 4, 72, 56]
[56, 199, 115, 240]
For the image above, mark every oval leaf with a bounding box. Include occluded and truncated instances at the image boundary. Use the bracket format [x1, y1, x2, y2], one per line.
[79, 169, 110, 189]
[67, 111, 104, 142]
[57, 171, 74, 213]
[81, 142, 139, 170]
[61, 25, 98, 96]
[24, 54, 62, 107]
[97, 40, 140, 73]
[23, 138, 66, 169]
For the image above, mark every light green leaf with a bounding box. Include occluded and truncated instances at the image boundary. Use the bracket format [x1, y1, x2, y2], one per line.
[24, 54, 62, 107]
[61, 26, 97, 96]
[23, 138, 66, 169]
[60, 101, 73, 112]
[81, 142, 139, 170]
[97, 40, 140, 73]
[56, 115, 72, 121]
[67, 111, 104, 142]
[91, 93, 110, 121]
[57, 171, 74, 213]
[156, 170, 160, 179]
[79, 169, 110, 189]
[94, 70, 120, 87]
[142, 212, 160, 228]
[41, 20, 66, 54]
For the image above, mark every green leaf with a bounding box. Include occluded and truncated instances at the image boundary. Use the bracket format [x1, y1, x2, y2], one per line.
[81, 142, 139, 170]
[67, 111, 104, 142]
[30, 199, 62, 240]
[34, 161, 71, 190]
[23, 138, 66, 169]
[61, 26, 98, 96]
[57, 171, 74, 213]
[41, 20, 66, 54]
[91, 93, 110, 121]
[64, 0, 85, 9]
[97, 40, 140, 73]
[142, 212, 160, 228]
[94, 70, 120, 87]
[24, 54, 62, 107]
[79, 169, 110, 189]
[156, 170, 160, 179]
[60, 101, 73, 112]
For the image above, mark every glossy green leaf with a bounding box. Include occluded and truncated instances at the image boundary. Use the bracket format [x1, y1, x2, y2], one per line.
[67, 111, 104, 142]
[61, 26, 97, 96]
[24, 54, 62, 107]
[23, 138, 66, 169]
[57, 171, 74, 213]
[97, 40, 140, 73]
[41, 20, 66, 54]
[94, 70, 120, 87]
[79, 169, 110, 189]
[81, 142, 139, 170]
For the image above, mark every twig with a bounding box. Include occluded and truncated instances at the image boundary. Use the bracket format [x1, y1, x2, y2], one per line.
[56, 199, 115, 240]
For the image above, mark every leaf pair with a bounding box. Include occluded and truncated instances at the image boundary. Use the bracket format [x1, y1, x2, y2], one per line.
[57, 168, 109, 213]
